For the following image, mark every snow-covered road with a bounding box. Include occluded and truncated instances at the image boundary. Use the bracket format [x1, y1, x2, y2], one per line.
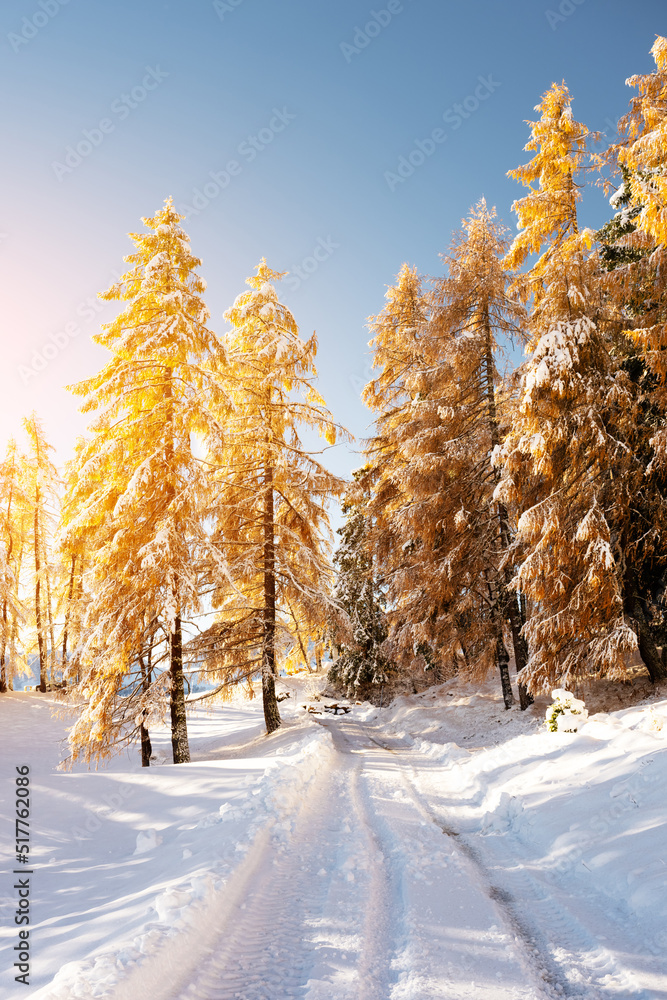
[3, 679, 667, 1000]
[111, 719, 547, 1000]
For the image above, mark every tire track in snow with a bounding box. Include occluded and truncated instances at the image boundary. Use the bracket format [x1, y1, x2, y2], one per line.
[364, 726, 652, 1000]
[168, 761, 354, 1000]
[347, 763, 401, 1000]
[322, 719, 541, 1000]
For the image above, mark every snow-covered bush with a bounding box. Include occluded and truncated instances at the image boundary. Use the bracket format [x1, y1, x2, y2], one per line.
[546, 688, 588, 732]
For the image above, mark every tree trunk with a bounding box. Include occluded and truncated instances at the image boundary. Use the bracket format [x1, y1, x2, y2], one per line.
[481, 305, 526, 709]
[0, 613, 7, 693]
[169, 615, 191, 762]
[497, 631, 515, 710]
[62, 555, 77, 670]
[7, 538, 23, 692]
[626, 590, 667, 683]
[43, 538, 56, 685]
[503, 552, 533, 709]
[262, 463, 281, 734]
[0, 479, 16, 693]
[139, 644, 153, 767]
[164, 367, 191, 762]
[34, 497, 46, 693]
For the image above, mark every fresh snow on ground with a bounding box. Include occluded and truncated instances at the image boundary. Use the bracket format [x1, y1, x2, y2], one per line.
[1, 673, 666, 999]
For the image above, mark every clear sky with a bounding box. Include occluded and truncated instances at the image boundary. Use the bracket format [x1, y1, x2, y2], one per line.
[1, 0, 665, 482]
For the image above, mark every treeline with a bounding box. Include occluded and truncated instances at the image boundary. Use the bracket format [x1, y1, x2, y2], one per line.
[329, 38, 667, 708]
[0, 205, 347, 765]
[2, 38, 666, 765]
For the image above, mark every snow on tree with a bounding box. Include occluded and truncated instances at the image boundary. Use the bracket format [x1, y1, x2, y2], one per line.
[198, 260, 348, 735]
[362, 219, 533, 708]
[592, 38, 667, 678]
[425, 200, 531, 708]
[362, 264, 440, 679]
[604, 36, 667, 410]
[328, 471, 390, 700]
[496, 82, 667, 691]
[61, 197, 228, 766]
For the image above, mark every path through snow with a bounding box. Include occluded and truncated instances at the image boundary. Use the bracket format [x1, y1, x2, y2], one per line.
[114, 718, 545, 1000]
[3, 680, 667, 1000]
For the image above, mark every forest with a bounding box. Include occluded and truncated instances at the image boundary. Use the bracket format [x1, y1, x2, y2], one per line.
[2, 36, 667, 767]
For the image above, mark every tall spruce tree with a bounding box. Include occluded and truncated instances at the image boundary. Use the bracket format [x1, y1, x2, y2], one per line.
[328, 472, 390, 700]
[496, 82, 667, 691]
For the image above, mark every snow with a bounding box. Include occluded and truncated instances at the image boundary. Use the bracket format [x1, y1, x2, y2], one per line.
[1, 672, 666, 999]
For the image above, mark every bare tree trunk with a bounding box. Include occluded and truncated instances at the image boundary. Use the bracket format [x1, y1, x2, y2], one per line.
[262, 463, 281, 734]
[7, 538, 24, 691]
[0, 479, 16, 693]
[62, 554, 76, 670]
[139, 640, 153, 767]
[170, 615, 191, 762]
[496, 629, 515, 709]
[69, 555, 84, 686]
[626, 588, 667, 683]
[482, 306, 530, 709]
[34, 496, 46, 693]
[164, 368, 191, 763]
[0, 602, 8, 693]
[43, 538, 56, 685]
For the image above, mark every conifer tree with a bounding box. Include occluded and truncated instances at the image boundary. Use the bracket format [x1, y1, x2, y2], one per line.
[202, 261, 347, 734]
[592, 37, 667, 678]
[496, 82, 667, 691]
[605, 37, 667, 391]
[362, 264, 434, 677]
[426, 201, 530, 707]
[363, 227, 533, 707]
[62, 197, 228, 765]
[328, 471, 390, 700]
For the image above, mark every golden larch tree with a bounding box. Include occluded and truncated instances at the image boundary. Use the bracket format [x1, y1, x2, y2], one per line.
[362, 264, 435, 680]
[496, 82, 667, 691]
[426, 201, 530, 707]
[201, 260, 347, 734]
[62, 197, 228, 765]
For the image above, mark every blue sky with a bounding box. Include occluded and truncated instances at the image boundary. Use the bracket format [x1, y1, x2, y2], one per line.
[1, 0, 664, 484]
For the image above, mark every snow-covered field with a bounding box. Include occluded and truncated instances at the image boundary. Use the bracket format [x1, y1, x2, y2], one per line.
[1, 673, 666, 999]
